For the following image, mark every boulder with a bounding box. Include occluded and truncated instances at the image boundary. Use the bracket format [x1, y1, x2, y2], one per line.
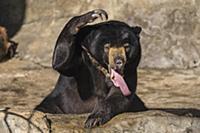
[0, 110, 200, 133]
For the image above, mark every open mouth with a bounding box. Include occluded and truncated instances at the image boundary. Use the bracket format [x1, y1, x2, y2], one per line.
[109, 67, 131, 96]
[108, 65, 124, 77]
[115, 67, 124, 76]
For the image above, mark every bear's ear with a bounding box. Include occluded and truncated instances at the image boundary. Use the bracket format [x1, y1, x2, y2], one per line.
[132, 26, 142, 36]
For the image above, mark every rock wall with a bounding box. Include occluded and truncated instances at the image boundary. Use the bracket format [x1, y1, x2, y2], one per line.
[6, 0, 198, 68]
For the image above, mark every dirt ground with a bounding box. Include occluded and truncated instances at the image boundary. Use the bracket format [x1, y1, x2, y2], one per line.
[0, 57, 200, 111]
[0, 58, 58, 111]
[0, 58, 200, 132]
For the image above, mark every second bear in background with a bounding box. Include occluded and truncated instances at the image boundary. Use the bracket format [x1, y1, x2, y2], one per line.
[0, 26, 18, 62]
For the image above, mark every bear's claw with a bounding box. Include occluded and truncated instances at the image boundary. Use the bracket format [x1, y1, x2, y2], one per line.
[84, 100, 112, 128]
[84, 112, 111, 128]
[92, 9, 108, 21]
[73, 9, 108, 33]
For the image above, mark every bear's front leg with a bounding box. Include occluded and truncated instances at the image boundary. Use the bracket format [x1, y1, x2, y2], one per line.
[84, 98, 113, 128]
[52, 9, 108, 75]
[84, 85, 132, 128]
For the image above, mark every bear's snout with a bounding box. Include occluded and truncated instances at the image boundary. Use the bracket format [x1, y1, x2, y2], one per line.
[114, 57, 125, 73]
[108, 47, 127, 75]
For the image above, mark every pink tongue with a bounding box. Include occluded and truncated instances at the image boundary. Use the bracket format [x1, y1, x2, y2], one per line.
[110, 69, 131, 96]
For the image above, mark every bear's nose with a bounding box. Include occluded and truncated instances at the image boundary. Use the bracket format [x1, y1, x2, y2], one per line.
[115, 58, 123, 68]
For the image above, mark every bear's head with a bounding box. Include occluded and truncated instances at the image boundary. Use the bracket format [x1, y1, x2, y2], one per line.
[82, 21, 142, 75]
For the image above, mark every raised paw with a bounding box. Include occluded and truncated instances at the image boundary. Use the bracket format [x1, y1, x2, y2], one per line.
[89, 9, 108, 22]
[75, 9, 108, 31]
[68, 9, 108, 34]
[84, 110, 112, 128]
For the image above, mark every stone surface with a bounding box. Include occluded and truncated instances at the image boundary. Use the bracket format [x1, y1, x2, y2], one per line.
[0, 110, 49, 133]
[1, 0, 198, 68]
[1, 109, 200, 133]
[0, 58, 200, 132]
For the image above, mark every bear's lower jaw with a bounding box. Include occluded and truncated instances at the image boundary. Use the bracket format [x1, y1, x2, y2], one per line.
[115, 69, 124, 76]
[109, 67, 124, 77]
[109, 66, 124, 76]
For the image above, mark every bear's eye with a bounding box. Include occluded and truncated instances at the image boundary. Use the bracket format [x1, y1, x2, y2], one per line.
[104, 43, 110, 53]
[124, 43, 130, 52]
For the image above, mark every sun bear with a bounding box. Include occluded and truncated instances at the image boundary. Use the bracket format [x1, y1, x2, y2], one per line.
[0, 26, 18, 62]
[35, 9, 147, 128]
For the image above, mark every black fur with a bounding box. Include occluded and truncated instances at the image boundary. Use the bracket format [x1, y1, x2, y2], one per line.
[35, 9, 147, 128]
